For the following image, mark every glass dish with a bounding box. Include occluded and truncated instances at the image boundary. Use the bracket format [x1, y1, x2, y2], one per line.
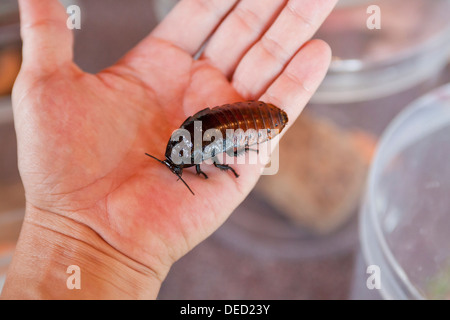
[360, 83, 450, 299]
[313, 0, 450, 103]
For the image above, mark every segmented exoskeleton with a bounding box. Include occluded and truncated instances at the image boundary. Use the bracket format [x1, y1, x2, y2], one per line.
[146, 101, 288, 194]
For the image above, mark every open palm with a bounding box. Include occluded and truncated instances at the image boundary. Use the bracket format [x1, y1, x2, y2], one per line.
[12, 0, 336, 283]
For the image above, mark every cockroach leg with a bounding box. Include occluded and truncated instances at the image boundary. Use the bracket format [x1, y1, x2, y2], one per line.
[215, 163, 239, 178]
[213, 157, 240, 178]
[196, 164, 208, 179]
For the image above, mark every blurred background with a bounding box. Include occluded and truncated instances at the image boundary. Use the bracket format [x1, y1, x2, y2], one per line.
[1, 0, 450, 299]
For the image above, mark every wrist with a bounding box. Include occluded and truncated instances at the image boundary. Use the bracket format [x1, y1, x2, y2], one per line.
[1, 205, 163, 299]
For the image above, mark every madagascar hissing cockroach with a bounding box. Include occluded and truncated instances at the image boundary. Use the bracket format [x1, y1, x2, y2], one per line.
[146, 100, 289, 195]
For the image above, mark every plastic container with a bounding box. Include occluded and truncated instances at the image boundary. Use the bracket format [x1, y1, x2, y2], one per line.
[313, 0, 450, 103]
[359, 83, 450, 299]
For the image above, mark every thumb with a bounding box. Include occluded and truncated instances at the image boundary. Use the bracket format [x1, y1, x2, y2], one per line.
[18, 0, 74, 74]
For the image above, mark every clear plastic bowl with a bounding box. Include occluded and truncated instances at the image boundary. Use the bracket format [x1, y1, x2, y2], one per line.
[360, 83, 450, 299]
[313, 0, 450, 103]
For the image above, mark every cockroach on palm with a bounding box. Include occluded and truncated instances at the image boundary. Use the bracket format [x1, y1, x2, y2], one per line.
[146, 100, 288, 195]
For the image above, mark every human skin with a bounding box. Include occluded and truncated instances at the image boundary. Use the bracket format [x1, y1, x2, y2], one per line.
[1, 0, 337, 299]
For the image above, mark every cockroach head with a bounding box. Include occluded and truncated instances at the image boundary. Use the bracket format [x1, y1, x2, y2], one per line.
[145, 153, 194, 195]
[165, 160, 182, 175]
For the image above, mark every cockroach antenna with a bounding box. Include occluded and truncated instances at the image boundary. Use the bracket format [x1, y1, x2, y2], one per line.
[145, 153, 195, 195]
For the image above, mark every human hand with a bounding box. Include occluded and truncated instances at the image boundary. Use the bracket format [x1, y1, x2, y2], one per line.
[2, 0, 337, 299]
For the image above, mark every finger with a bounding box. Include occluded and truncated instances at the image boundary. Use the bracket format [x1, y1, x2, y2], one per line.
[260, 40, 331, 123]
[201, 0, 287, 77]
[232, 0, 337, 99]
[150, 0, 238, 55]
[182, 62, 243, 116]
[18, 0, 74, 73]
